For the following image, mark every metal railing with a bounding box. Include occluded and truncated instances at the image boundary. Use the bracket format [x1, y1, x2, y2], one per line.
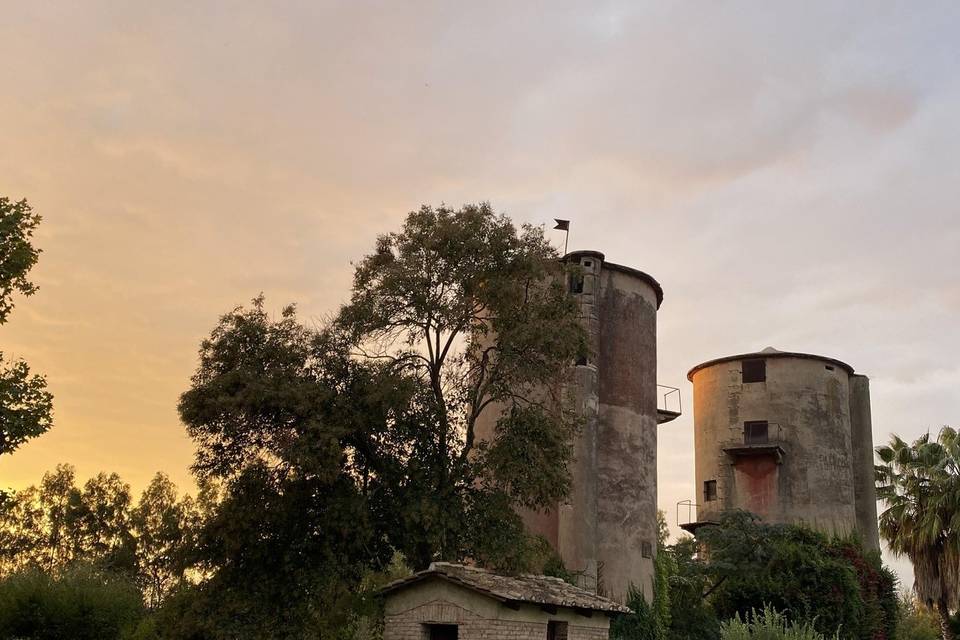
[728, 421, 786, 445]
[676, 499, 698, 527]
[658, 384, 682, 414]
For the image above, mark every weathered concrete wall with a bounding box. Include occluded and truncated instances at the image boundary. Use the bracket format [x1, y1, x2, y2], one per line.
[690, 354, 863, 537]
[849, 375, 880, 550]
[557, 255, 602, 591]
[383, 578, 610, 640]
[595, 266, 659, 602]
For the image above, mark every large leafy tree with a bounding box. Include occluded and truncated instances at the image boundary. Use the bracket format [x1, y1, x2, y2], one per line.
[336, 203, 586, 568]
[0, 196, 52, 458]
[877, 427, 960, 640]
[174, 203, 584, 635]
[176, 299, 386, 639]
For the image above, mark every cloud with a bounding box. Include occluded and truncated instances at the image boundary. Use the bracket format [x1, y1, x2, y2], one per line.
[2, 0, 959, 588]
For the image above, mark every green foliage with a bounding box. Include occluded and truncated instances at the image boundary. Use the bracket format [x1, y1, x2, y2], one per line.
[336, 203, 587, 569]
[175, 299, 394, 636]
[0, 354, 53, 457]
[696, 511, 898, 640]
[611, 584, 658, 640]
[0, 465, 199, 613]
[896, 592, 943, 640]
[168, 204, 586, 636]
[156, 462, 383, 639]
[0, 465, 137, 574]
[876, 428, 959, 638]
[720, 605, 835, 640]
[131, 473, 193, 608]
[0, 197, 41, 325]
[653, 546, 673, 640]
[832, 537, 899, 640]
[0, 563, 144, 640]
[661, 536, 720, 640]
[0, 196, 52, 459]
[610, 547, 675, 640]
[701, 513, 858, 638]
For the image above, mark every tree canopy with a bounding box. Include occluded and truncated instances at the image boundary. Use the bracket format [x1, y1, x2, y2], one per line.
[0, 196, 52, 459]
[335, 203, 586, 568]
[173, 203, 585, 637]
[877, 427, 960, 640]
[0, 197, 41, 325]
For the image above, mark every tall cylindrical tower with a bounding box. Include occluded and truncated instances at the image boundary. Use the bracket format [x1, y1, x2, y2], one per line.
[474, 249, 670, 603]
[686, 348, 878, 548]
[586, 251, 662, 602]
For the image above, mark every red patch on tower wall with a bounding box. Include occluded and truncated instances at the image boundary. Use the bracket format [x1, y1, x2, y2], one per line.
[733, 457, 778, 518]
[521, 504, 559, 549]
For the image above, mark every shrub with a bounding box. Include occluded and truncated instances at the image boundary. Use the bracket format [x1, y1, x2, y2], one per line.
[0, 564, 145, 640]
[700, 512, 896, 640]
[721, 605, 835, 640]
[894, 592, 941, 640]
[610, 584, 657, 640]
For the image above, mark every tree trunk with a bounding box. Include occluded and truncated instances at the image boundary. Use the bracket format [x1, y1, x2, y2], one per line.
[937, 599, 954, 640]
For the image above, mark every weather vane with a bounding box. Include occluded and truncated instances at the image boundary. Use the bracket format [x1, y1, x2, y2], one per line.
[554, 219, 570, 255]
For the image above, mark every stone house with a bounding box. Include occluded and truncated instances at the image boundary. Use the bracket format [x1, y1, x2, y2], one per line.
[381, 562, 630, 640]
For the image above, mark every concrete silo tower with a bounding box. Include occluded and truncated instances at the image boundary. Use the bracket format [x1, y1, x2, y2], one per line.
[685, 348, 879, 549]
[476, 250, 680, 603]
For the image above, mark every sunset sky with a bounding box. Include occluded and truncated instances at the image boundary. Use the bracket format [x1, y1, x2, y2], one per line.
[2, 2, 958, 586]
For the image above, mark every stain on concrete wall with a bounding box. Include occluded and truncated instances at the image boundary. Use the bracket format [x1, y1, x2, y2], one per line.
[733, 457, 779, 518]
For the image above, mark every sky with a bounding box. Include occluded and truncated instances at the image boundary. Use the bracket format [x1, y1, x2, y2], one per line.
[2, 1, 958, 588]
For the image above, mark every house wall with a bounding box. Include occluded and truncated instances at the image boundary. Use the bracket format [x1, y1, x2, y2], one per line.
[383, 579, 611, 640]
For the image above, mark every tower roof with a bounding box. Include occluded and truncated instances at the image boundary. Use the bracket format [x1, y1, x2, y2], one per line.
[687, 348, 855, 381]
[563, 250, 664, 308]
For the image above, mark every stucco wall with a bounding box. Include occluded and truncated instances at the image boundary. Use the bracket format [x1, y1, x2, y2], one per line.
[691, 355, 861, 536]
[383, 579, 610, 640]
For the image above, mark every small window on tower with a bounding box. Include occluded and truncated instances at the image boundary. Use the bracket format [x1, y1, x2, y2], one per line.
[742, 359, 766, 383]
[704, 480, 718, 502]
[744, 420, 769, 445]
[642, 541, 653, 558]
[569, 272, 584, 294]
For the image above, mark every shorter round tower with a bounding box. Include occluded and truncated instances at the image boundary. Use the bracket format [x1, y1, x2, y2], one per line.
[686, 347, 878, 548]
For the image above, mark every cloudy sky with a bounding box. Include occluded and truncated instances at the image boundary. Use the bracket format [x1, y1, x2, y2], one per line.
[2, 1, 958, 586]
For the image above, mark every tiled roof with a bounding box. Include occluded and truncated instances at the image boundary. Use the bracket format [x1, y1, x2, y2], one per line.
[380, 562, 631, 614]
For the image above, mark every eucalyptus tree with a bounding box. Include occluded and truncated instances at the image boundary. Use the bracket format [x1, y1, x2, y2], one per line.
[876, 427, 960, 640]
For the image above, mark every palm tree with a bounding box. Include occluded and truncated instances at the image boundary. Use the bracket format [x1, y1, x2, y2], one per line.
[876, 427, 960, 640]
